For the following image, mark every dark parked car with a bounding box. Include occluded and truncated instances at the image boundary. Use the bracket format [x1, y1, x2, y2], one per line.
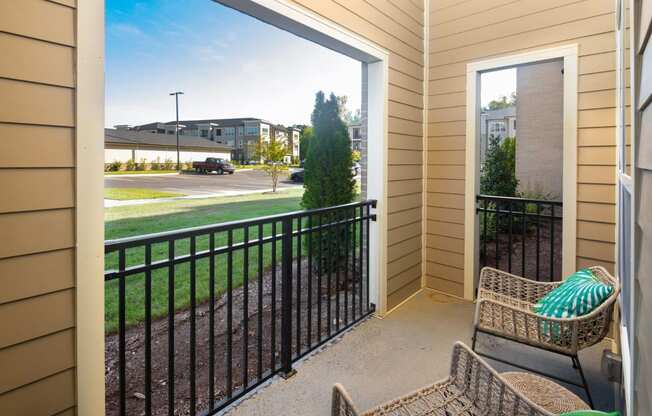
[290, 168, 305, 182]
[192, 158, 235, 175]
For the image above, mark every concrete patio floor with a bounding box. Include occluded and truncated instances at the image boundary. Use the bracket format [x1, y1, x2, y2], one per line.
[225, 289, 615, 415]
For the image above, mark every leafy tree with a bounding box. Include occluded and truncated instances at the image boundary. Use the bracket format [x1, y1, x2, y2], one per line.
[299, 126, 313, 161]
[256, 140, 289, 192]
[483, 92, 517, 111]
[351, 150, 361, 163]
[302, 91, 355, 209]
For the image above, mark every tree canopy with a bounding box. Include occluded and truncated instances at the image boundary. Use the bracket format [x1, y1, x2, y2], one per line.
[302, 91, 355, 209]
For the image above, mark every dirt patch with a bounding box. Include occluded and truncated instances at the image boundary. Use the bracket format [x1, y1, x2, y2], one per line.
[105, 259, 369, 416]
[481, 221, 563, 281]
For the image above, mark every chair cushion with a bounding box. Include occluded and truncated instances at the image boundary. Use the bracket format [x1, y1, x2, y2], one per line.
[533, 268, 613, 319]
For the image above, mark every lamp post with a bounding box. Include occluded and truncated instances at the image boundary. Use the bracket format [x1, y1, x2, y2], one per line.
[169, 91, 184, 171]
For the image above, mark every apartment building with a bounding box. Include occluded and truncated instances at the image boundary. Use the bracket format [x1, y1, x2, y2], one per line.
[133, 118, 299, 162]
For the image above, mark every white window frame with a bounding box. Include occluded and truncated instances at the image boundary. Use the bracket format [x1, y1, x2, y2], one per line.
[615, 0, 636, 413]
[464, 45, 578, 300]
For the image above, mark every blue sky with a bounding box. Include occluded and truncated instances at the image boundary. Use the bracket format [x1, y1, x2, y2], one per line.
[106, 0, 361, 127]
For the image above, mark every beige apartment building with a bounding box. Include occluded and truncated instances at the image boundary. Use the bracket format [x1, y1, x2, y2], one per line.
[0, 1, 649, 415]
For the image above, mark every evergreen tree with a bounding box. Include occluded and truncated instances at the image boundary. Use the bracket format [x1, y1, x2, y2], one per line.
[299, 126, 313, 161]
[302, 91, 355, 209]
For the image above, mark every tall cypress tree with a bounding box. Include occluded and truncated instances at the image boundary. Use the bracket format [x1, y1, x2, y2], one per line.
[302, 91, 355, 209]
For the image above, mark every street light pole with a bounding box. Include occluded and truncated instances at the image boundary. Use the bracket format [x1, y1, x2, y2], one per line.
[169, 91, 184, 171]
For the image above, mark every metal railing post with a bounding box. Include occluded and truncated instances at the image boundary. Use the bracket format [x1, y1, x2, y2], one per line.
[280, 216, 296, 378]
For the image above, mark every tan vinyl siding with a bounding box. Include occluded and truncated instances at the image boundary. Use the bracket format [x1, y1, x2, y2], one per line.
[289, 0, 426, 309]
[634, 0, 652, 411]
[0, 0, 77, 414]
[426, 0, 619, 294]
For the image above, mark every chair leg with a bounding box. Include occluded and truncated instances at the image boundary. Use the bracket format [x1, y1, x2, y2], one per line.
[573, 355, 594, 409]
[471, 328, 478, 351]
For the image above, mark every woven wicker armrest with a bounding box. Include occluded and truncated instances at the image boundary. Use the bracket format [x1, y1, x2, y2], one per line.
[332, 383, 362, 416]
[476, 289, 618, 354]
[331, 343, 555, 416]
[479, 267, 561, 304]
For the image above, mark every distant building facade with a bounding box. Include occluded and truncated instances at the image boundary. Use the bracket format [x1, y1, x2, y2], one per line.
[479, 106, 516, 164]
[348, 122, 363, 151]
[130, 117, 300, 163]
[104, 128, 232, 166]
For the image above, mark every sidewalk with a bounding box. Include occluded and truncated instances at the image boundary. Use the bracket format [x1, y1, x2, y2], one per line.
[104, 185, 302, 207]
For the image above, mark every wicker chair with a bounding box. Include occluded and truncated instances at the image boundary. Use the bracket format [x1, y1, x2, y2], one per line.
[332, 342, 588, 416]
[471, 266, 620, 408]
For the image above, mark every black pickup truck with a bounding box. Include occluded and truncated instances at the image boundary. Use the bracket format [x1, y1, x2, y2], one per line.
[192, 158, 235, 175]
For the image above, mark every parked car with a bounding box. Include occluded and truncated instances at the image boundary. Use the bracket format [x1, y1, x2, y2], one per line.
[289, 160, 305, 182]
[290, 168, 304, 182]
[192, 158, 235, 174]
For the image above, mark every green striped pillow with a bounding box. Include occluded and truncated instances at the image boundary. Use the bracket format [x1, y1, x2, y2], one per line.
[533, 268, 613, 320]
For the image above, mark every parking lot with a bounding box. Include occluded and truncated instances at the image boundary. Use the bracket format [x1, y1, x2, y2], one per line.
[105, 169, 302, 197]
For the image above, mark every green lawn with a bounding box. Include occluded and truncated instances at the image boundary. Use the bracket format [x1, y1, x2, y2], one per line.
[104, 188, 305, 332]
[105, 170, 178, 175]
[104, 188, 185, 200]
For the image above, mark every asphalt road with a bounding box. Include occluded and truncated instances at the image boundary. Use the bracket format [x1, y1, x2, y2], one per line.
[104, 169, 302, 196]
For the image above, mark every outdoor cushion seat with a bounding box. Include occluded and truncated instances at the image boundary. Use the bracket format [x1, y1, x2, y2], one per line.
[332, 341, 587, 416]
[473, 266, 619, 356]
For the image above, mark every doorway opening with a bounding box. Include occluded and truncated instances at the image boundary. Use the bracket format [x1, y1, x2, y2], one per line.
[464, 46, 578, 299]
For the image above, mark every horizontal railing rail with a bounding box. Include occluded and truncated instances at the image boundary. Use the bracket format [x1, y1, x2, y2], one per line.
[477, 195, 562, 282]
[104, 199, 377, 416]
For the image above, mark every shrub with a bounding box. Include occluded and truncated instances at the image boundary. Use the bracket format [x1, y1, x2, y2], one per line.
[480, 136, 518, 198]
[136, 158, 148, 171]
[150, 157, 161, 171]
[107, 160, 123, 172]
[162, 158, 175, 170]
[125, 159, 137, 171]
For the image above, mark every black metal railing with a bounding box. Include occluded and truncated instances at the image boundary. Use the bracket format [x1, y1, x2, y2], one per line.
[477, 195, 562, 282]
[104, 200, 376, 416]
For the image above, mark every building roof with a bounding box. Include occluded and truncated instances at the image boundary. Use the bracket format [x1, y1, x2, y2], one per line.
[133, 117, 275, 130]
[481, 106, 516, 120]
[105, 128, 232, 151]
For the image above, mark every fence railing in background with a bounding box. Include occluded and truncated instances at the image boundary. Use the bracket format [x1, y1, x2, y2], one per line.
[104, 200, 376, 416]
[477, 195, 563, 282]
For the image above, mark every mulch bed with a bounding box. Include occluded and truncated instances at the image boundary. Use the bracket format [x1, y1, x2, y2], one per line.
[105, 260, 369, 416]
[481, 221, 563, 281]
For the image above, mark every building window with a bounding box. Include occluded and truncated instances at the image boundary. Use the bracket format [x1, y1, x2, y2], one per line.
[200, 129, 209, 138]
[225, 127, 235, 136]
[237, 127, 244, 136]
[245, 126, 259, 135]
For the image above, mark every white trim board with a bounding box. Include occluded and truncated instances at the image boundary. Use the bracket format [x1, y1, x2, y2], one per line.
[463, 45, 579, 300]
[76, 1, 107, 414]
[217, 0, 390, 314]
